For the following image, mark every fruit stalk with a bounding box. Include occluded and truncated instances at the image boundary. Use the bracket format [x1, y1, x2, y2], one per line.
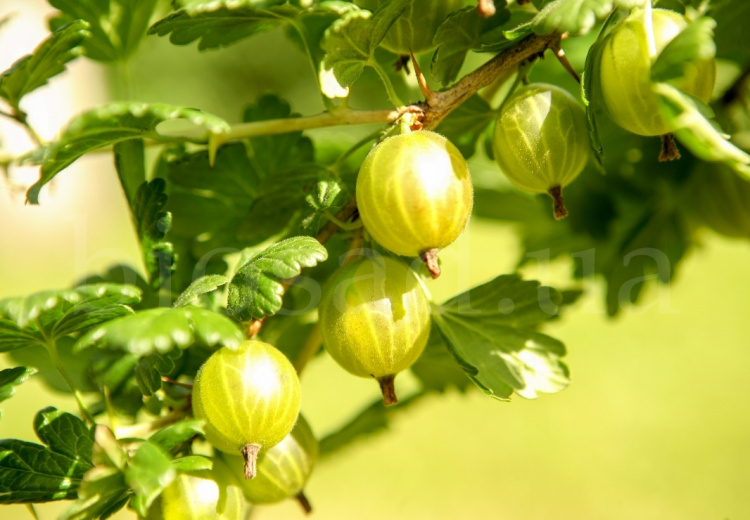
[378, 375, 398, 406]
[242, 443, 262, 480]
[296, 492, 313, 514]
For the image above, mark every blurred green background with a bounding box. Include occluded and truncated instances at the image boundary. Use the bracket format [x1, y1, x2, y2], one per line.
[1, 1, 749, 519]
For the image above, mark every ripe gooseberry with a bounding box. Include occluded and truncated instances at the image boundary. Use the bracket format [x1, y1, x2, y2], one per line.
[492, 83, 589, 219]
[356, 130, 473, 278]
[192, 340, 301, 480]
[223, 414, 318, 513]
[318, 256, 431, 405]
[354, 0, 466, 55]
[597, 7, 716, 137]
[146, 458, 244, 520]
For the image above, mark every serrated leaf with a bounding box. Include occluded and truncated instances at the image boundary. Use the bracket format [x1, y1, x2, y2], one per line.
[0, 408, 94, 503]
[173, 275, 229, 308]
[49, 0, 158, 62]
[319, 392, 424, 458]
[75, 306, 244, 356]
[114, 139, 146, 209]
[431, 275, 569, 400]
[149, 420, 204, 453]
[654, 82, 750, 177]
[431, 6, 510, 85]
[299, 170, 350, 234]
[410, 327, 471, 393]
[27, 103, 229, 204]
[60, 465, 130, 520]
[134, 349, 181, 397]
[321, 0, 408, 88]
[0, 284, 141, 352]
[227, 236, 328, 320]
[0, 367, 37, 418]
[133, 179, 175, 290]
[0, 20, 89, 110]
[148, 0, 300, 50]
[532, 0, 646, 35]
[651, 17, 716, 83]
[124, 441, 175, 517]
[436, 94, 496, 158]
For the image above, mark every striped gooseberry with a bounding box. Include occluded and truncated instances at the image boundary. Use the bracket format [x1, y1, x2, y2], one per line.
[223, 415, 318, 513]
[355, 0, 466, 55]
[192, 340, 301, 480]
[492, 83, 589, 219]
[597, 8, 716, 137]
[146, 458, 244, 520]
[318, 255, 431, 405]
[356, 129, 473, 278]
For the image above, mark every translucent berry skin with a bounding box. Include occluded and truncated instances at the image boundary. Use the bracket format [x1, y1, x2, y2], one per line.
[224, 415, 318, 505]
[147, 459, 244, 520]
[318, 256, 431, 380]
[356, 130, 473, 258]
[598, 8, 716, 136]
[354, 0, 465, 55]
[492, 83, 589, 194]
[192, 340, 301, 456]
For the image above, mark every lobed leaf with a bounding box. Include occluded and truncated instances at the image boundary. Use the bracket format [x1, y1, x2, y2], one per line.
[133, 349, 181, 397]
[436, 94, 496, 158]
[76, 306, 244, 356]
[133, 179, 176, 290]
[124, 441, 175, 517]
[431, 275, 569, 400]
[173, 275, 230, 308]
[321, 0, 408, 89]
[59, 465, 130, 520]
[148, 0, 300, 50]
[0, 408, 94, 504]
[532, 0, 646, 35]
[27, 103, 229, 204]
[0, 20, 89, 110]
[227, 236, 328, 321]
[431, 6, 510, 85]
[149, 420, 205, 454]
[0, 285, 141, 353]
[0, 367, 37, 419]
[410, 327, 472, 393]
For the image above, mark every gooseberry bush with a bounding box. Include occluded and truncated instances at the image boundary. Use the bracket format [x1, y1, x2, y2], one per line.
[0, 0, 748, 518]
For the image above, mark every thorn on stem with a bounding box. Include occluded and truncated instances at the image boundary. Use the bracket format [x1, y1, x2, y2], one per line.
[410, 50, 435, 104]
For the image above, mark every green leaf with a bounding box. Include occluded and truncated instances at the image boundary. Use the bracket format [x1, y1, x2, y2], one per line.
[651, 17, 717, 84]
[0, 408, 94, 503]
[319, 392, 425, 458]
[436, 94, 495, 158]
[431, 275, 569, 400]
[133, 179, 176, 290]
[0, 284, 141, 352]
[114, 139, 146, 209]
[76, 306, 244, 356]
[411, 327, 472, 393]
[0, 367, 37, 418]
[321, 0, 408, 88]
[148, 0, 300, 50]
[171, 455, 212, 473]
[532, 0, 646, 35]
[27, 102, 229, 204]
[173, 275, 229, 308]
[149, 420, 205, 453]
[60, 465, 130, 520]
[227, 236, 328, 321]
[124, 441, 175, 517]
[49, 0, 158, 61]
[654, 82, 750, 177]
[431, 6, 510, 85]
[0, 20, 89, 110]
[133, 349, 181, 397]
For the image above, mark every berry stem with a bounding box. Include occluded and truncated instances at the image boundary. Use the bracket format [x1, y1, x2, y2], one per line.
[378, 375, 399, 406]
[241, 443, 262, 479]
[548, 185, 568, 220]
[420, 248, 441, 279]
[296, 491, 313, 514]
